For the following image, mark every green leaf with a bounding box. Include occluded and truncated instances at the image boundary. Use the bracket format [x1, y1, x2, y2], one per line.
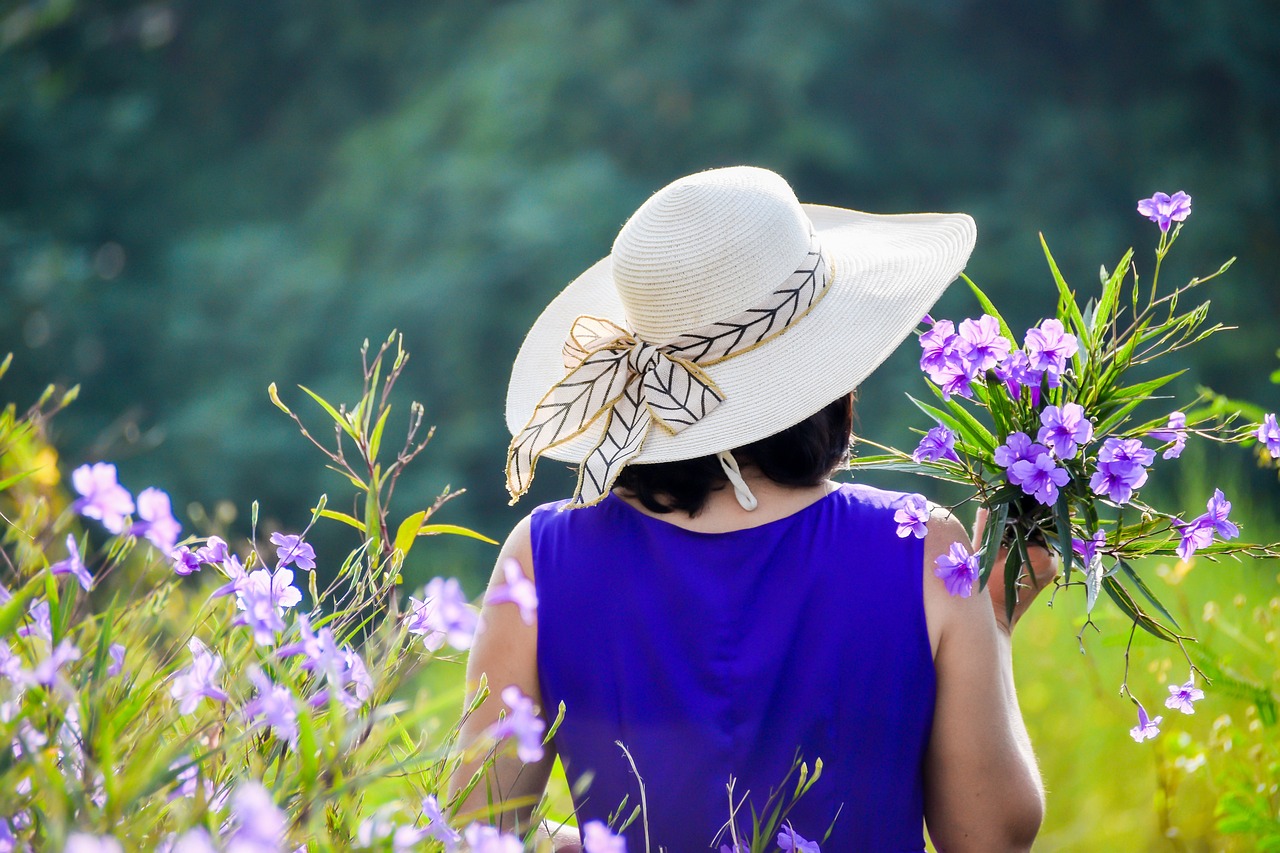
[416, 523, 499, 545]
[393, 510, 428, 558]
[317, 508, 366, 533]
[1115, 559, 1180, 629]
[0, 469, 35, 494]
[0, 575, 41, 639]
[962, 274, 1017, 342]
[1091, 248, 1133, 340]
[1041, 233, 1090, 350]
[1054, 491, 1073, 584]
[916, 390, 996, 453]
[299, 385, 359, 441]
[1006, 526, 1026, 626]
[1102, 576, 1178, 643]
[368, 405, 392, 464]
[0, 352, 11, 381]
[978, 500, 1010, 590]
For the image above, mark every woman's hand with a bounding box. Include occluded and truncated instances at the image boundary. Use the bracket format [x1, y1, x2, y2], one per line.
[973, 508, 1060, 634]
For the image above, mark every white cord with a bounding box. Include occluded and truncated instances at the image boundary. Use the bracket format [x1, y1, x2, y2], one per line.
[716, 450, 759, 511]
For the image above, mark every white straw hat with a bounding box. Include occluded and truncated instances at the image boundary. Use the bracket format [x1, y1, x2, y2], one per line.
[505, 165, 975, 507]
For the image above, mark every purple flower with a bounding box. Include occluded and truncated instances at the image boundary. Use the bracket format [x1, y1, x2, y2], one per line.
[1148, 411, 1188, 460]
[1176, 489, 1240, 560]
[212, 554, 249, 598]
[243, 668, 299, 745]
[236, 584, 287, 646]
[993, 349, 1041, 403]
[462, 825, 523, 853]
[918, 318, 957, 378]
[279, 616, 370, 711]
[956, 314, 1011, 374]
[1137, 191, 1192, 232]
[1130, 701, 1162, 743]
[107, 642, 126, 678]
[491, 685, 546, 763]
[237, 568, 302, 616]
[158, 829, 218, 853]
[1023, 319, 1078, 388]
[893, 494, 930, 540]
[912, 425, 960, 464]
[64, 834, 123, 853]
[172, 546, 201, 576]
[1089, 438, 1155, 505]
[227, 781, 287, 852]
[1010, 451, 1070, 506]
[419, 794, 461, 852]
[1071, 529, 1107, 569]
[1257, 413, 1280, 457]
[17, 599, 51, 640]
[195, 536, 230, 566]
[1175, 519, 1214, 561]
[170, 638, 228, 714]
[1165, 675, 1205, 715]
[485, 558, 538, 626]
[132, 487, 182, 554]
[71, 462, 134, 534]
[19, 638, 81, 687]
[933, 542, 979, 598]
[777, 824, 820, 853]
[993, 432, 1040, 470]
[49, 533, 93, 591]
[1037, 403, 1093, 460]
[356, 812, 425, 850]
[270, 532, 316, 572]
[405, 578, 478, 652]
[583, 820, 627, 853]
[1201, 489, 1240, 540]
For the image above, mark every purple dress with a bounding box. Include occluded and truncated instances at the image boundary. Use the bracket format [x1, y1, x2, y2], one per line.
[531, 483, 935, 852]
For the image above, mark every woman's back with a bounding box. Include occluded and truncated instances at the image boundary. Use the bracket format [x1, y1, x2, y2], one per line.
[533, 483, 935, 851]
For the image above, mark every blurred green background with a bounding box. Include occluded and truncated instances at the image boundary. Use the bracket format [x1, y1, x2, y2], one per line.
[3, 1, 1280, 847]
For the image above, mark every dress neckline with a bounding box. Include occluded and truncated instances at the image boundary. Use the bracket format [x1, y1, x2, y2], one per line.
[604, 482, 847, 537]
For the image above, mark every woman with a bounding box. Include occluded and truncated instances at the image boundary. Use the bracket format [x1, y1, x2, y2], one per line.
[452, 167, 1051, 851]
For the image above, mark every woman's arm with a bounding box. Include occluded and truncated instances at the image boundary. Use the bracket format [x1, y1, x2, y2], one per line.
[448, 514, 557, 834]
[921, 509, 1051, 853]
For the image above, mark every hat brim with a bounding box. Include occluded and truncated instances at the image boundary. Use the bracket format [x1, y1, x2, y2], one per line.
[506, 203, 976, 464]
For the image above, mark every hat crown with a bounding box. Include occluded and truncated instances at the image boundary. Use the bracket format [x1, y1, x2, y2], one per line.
[610, 166, 813, 344]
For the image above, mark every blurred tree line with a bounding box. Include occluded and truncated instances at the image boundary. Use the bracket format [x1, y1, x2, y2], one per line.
[2, 0, 1278, 587]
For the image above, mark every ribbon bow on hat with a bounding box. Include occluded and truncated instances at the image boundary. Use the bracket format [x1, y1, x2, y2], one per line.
[506, 237, 830, 507]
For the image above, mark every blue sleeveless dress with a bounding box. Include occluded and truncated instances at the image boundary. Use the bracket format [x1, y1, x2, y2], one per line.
[531, 483, 935, 852]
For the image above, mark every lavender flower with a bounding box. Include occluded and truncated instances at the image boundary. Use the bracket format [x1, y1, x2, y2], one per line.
[1176, 489, 1240, 559]
[239, 568, 303, 615]
[777, 824, 820, 853]
[1165, 675, 1205, 715]
[912, 425, 960, 464]
[49, 534, 93, 591]
[236, 583, 287, 646]
[270, 532, 316, 572]
[893, 494, 930, 540]
[158, 829, 218, 853]
[993, 349, 1041, 403]
[462, 825, 522, 853]
[1089, 438, 1154, 504]
[491, 685, 546, 763]
[226, 781, 287, 853]
[1072, 528, 1109, 613]
[212, 554, 249, 598]
[132, 487, 182, 554]
[918, 318, 957, 379]
[583, 820, 627, 853]
[1023, 319, 1078, 387]
[0, 640, 21, 682]
[1037, 403, 1093, 460]
[107, 643, 126, 678]
[955, 314, 1011, 374]
[933, 542, 979, 598]
[19, 638, 81, 687]
[172, 546, 201, 576]
[170, 638, 228, 714]
[356, 811, 425, 850]
[419, 795, 461, 852]
[1257, 413, 1280, 457]
[1137, 191, 1192, 232]
[1130, 701, 1162, 743]
[993, 432, 1041, 470]
[64, 834, 123, 853]
[1148, 411, 1188, 460]
[71, 462, 134, 534]
[195, 536, 230, 566]
[1010, 451, 1070, 505]
[17, 599, 51, 641]
[485, 558, 538, 625]
[244, 668, 299, 745]
[406, 578, 478, 652]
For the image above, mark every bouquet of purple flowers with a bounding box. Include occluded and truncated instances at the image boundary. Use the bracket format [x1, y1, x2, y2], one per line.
[851, 192, 1280, 727]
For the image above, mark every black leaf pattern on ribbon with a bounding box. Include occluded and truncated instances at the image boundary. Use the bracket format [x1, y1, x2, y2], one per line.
[574, 378, 651, 506]
[643, 352, 725, 432]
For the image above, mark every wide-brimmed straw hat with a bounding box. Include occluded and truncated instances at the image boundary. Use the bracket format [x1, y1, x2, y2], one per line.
[505, 165, 975, 507]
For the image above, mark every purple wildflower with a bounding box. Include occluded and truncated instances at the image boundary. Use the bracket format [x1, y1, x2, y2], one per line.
[195, 536, 229, 566]
[462, 824, 523, 853]
[158, 829, 218, 853]
[491, 685, 546, 763]
[20, 638, 81, 687]
[243, 668, 299, 745]
[227, 781, 287, 852]
[777, 824, 820, 853]
[169, 638, 228, 714]
[912, 425, 960, 464]
[71, 462, 135, 534]
[132, 487, 182, 554]
[236, 583, 287, 646]
[343, 647, 373, 705]
[933, 542, 980, 598]
[956, 314, 1012, 374]
[893, 494, 930, 540]
[405, 578, 478, 652]
[17, 599, 51, 640]
[1072, 529, 1107, 569]
[485, 558, 538, 626]
[1165, 675, 1205, 715]
[1023, 319, 1078, 387]
[1175, 519, 1214, 561]
[270, 532, 317, 572]
[918, 318, 957, 378]
[993, 349, 1041, 403]
[64, 834, 124, 853]
[1148, 411, 1188, 460]
[1257, 413, 1280, 457]
[212, 554, 249, 598]
[1089, 438, 1155, 504]
[993, 432, 1041, 470]
[1201, 489, 1240, 540]
[356, 811, 425, 850]
[1037, 403, 1093, 460]
[1137, 191, 1192, 232]
[172, 546, 201, 576]
[107, 642, 126, 678]
[419, 794, 462, 852]
[0, 639, 21, 682]
[584, 820, 628, 853]
[1176, 489, 1240, 560]
[238, 568, 303, 615]
[1010, 451, 1071, 505]
[1130, 701, 1162, 743]
[49, 533, 93, 591]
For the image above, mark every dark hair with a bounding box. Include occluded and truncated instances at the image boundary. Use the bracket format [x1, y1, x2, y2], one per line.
[614, 394, 854, 516]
